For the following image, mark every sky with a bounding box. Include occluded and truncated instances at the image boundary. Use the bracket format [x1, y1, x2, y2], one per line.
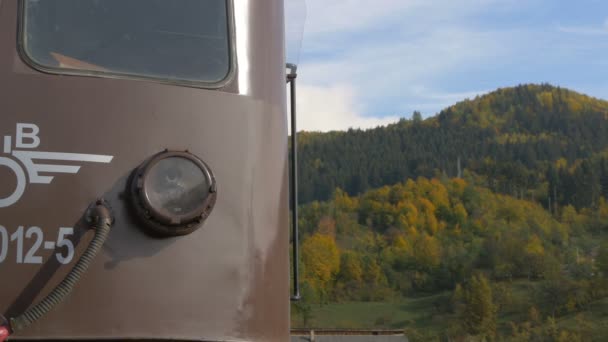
[285, 0, 608, 132]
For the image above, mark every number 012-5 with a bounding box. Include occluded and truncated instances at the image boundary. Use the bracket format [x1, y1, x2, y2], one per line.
[0, 226, 75, 265]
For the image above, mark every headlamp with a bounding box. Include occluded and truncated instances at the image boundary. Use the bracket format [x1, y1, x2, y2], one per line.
[129, 151, 217, 236]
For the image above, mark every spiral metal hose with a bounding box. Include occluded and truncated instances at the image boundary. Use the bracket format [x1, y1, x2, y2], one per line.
[5, 200, 113, 335]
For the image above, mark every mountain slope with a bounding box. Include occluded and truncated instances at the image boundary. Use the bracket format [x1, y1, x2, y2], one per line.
[297, 84, 608, 208]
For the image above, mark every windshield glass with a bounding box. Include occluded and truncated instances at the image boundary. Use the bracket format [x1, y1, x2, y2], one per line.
[22, 0, 231, 84]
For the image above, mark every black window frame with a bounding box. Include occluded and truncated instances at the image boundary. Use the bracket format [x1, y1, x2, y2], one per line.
[16, 0, 237, 89]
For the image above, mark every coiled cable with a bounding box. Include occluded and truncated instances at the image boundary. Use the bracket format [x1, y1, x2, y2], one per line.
[3, 200, 113, 336]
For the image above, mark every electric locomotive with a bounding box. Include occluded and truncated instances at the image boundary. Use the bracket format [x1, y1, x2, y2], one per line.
[0, 0, 295, 341]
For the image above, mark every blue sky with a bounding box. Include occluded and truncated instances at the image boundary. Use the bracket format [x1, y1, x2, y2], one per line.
[286, 0, 608, 131]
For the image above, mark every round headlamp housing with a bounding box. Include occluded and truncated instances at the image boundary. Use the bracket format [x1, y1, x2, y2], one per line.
[129, 150, 217, 236]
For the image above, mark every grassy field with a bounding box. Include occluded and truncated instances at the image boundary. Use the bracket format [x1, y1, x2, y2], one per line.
[291, 293, 452, 330]
[291, 288, 608, 340]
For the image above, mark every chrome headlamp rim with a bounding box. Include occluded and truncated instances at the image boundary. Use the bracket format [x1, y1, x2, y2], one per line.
[129, 150, 217, 236]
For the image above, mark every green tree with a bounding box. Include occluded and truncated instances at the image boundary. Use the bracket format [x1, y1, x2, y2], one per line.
[461, 274, 497, 339]
[598, 242, 608, 277]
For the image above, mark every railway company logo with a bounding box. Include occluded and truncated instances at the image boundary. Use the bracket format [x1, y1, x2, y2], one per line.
[0, 123, 114, 208]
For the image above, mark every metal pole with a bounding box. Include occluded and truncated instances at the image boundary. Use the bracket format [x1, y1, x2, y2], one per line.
[288, 65, 301, 301]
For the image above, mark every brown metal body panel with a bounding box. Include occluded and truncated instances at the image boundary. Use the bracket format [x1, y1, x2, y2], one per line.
[0, 0, 289, 341]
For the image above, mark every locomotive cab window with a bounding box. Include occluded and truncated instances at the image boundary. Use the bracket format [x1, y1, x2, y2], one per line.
[21, 0, 232, 85]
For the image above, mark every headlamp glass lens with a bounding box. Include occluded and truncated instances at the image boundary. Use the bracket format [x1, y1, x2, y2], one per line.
[144, 157, 210, 217]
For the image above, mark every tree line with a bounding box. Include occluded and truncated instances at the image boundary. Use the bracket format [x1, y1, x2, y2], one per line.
[296, 84, 608, 212]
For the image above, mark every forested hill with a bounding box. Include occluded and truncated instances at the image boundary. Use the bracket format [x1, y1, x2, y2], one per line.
[293, 84, 608, 338]
[298, 84, 608, 209]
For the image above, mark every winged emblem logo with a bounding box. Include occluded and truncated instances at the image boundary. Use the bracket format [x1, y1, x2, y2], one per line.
[0, 123, 113, 208]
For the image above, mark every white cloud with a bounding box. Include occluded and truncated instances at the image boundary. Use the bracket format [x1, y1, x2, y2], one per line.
[412, 88, 489, 102]
[292, 84, 399, 132]
[402, 88, 490, 112]
[298, 26, 509, 119]
[290, 0, 529, 130]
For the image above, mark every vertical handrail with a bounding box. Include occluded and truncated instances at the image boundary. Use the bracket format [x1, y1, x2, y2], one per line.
[287, 63, 300, 301]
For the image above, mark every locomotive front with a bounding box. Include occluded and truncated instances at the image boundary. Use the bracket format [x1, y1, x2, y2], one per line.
[0, 0, 290, 341]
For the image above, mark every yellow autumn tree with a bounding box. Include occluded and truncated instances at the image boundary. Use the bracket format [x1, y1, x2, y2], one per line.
[301, 233, 341, 293]
[428, 178, 450, 208]
[333, 188, 357, 212]
[449, 178, 467, 197]
[413, 233, 441, 270]
[339, 251, 363, 283]
[418, 198, 438, 234]
[453, 203, 468, 225]
[537, 91, 554, 112]
[524, 234, 545, 278]
[525, 235, 545, 256]
[403, 202, 419, 228]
